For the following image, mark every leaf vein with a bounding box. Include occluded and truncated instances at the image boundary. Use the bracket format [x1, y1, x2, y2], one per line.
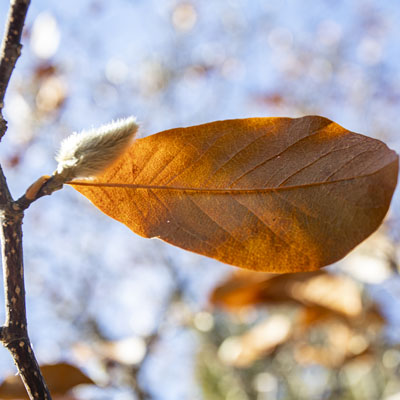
[148, 189, 220, 253]
[207, 132, 271, 183]
[231, 195, 307, 261]
[71, 168, 390, 193]
[325, 149, 379, 180]
[164, 128, 238, 185]
[277, 142, 362, 187]
[229, 123, 334, 187]
[187, 196, 248, 252]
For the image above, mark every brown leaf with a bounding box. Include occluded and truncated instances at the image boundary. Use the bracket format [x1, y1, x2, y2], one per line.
[296, 304, 385, 333]
[0, 363, 94, 399]
[212, 270, 363, 318]
[71, 116, 398, 272]
[210, 270, 276, 309]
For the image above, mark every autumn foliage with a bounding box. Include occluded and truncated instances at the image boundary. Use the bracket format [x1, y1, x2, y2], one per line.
[209, 269, 384, 370]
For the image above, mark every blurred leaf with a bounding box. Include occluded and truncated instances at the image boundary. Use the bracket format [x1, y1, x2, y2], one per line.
[293, 339, 371, 368]
[6, 153, 22, 169]
[296, 303, 385, 330]
[33, 62, 58, 81]
[72, 116, 398, 272]
[293, 311, 376, 368]
[74, 337, 147, 366]
[286, 272, 363, 317]
[35, 75, 67, 113]
[0, 363, 94, 399]
[210, 270, 275, 309]
[212, 270, 385, 369]
[212, 270, 363, 318]
[255, 92, 286, 107]
[218, 314, 292, 367]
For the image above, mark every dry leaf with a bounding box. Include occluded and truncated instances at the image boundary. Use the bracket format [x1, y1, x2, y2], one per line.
[210, 270, 276, 309]
[286, 272, 363, 317]
[0, 362, 94, 399]
[212, 270, 363, 318]
[71, 116, 398, 272]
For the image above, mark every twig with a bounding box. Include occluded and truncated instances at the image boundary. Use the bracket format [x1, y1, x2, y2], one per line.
[0, 0, 52, 398]
[14, 174, 64, 211]
[0, 0, 30, 124]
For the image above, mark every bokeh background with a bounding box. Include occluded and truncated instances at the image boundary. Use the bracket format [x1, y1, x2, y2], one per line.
[0, 0, 400, 399]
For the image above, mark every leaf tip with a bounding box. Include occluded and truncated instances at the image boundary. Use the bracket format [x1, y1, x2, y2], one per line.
[55, 116, 138, 181]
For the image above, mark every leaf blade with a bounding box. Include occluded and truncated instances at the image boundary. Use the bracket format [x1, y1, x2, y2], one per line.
[71, 116, 399, 272]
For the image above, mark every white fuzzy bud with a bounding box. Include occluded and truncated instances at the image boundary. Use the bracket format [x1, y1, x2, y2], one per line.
[55, 117, 138, 181]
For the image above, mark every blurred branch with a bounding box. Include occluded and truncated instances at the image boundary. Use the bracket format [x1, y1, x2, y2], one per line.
[0, 1, 53, 399]
[0, 0, 30, 139]
[128, 255, 185, 400]
[131, 363, 152, 400]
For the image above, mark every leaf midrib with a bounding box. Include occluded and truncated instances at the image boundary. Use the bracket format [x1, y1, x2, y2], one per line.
[70, 168, 390, 193]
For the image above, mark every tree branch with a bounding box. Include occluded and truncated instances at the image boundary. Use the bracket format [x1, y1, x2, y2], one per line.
[0, 0, 30, 132]
[0, 207, 51, 399]
[0, 1, 53, 398]
[14, 174, 64, 212]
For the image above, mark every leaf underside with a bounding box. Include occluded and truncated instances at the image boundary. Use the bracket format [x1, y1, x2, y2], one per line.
[71, 116, 399, 273]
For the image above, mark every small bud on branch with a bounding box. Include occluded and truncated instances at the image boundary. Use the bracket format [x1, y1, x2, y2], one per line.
[16, 117, 138, 210]
[55, 117, 138, 181]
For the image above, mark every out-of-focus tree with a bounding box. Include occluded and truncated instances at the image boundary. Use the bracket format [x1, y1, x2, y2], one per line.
[0, 1, 399, 399]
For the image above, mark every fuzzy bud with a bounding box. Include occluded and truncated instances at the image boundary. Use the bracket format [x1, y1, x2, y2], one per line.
[55, 117, 138, 181]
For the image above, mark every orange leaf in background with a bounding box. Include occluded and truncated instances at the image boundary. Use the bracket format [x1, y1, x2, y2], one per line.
[0, 362, 94, 399]
[296, 304, 385, 331]
[71, 116, 398, 272]
[210, 270, 276, 309]
[211, 271, 363, 318]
